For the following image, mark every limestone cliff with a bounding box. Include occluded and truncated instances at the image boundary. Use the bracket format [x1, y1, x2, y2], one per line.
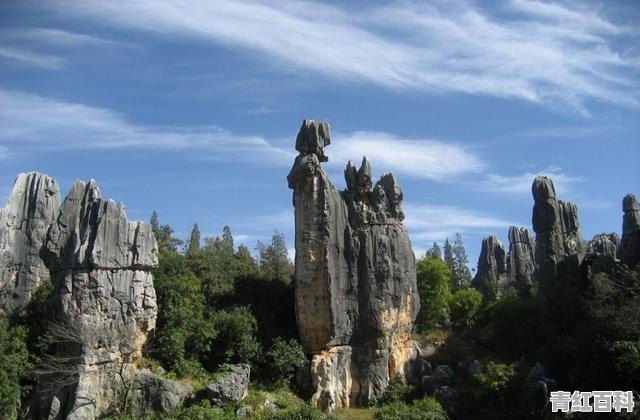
[621, 193, 640, 267]
[532, 176, 585, 305]
[38, 179, 158, 419]
[288, 120, 420, 411]
[507, 226, 535, 295]
[472, 235, 507, 300]
[0, 172, 60, 315]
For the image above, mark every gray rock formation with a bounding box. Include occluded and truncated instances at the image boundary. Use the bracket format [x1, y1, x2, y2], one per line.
[586, 233, 620, 274]
[472, 235, 507, 300]
[0, 172, 60, 314]
[133, 370, 193, 415]
[38, 179, 158, 419]
[524, 362, 557, 411]
[532, 176, 586, 305]
[205, 364, 250, 407]
[288, 120, 420, 410]
[507, 226, 535, 295]
[621, 193, 640, 267]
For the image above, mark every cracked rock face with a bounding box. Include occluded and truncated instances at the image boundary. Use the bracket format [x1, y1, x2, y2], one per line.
[621, 193, 640, 267]
[39, 179, 158, 420]
[472, 235, 507, 300]
[507, 226, 535, 295]
[532, 176, 585, 305]
[288, 120, 420, 410]
[0, 172, 60, 315]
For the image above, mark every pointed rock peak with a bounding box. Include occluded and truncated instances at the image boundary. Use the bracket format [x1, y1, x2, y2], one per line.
[345, 160, 358, 190]
[508, 226, 532, 244]
[532, 176, 556, 201]
[378, 173, 403, 201]
[623, 193, 640, 212]
[357, 156, 372, 190]
[295, 119, 331, 162]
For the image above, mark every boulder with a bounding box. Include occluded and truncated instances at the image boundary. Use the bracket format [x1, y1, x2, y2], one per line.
[288, 120, 420, 410]
[37, 179, 158, 420]
[621, 193, 640, 267]
[206, 364, 250, 407]
[0, 172, 60, 314]
[524, 363, 557, 411]
[507, 226, 535, 295]
[133, 369, 193, 415]
[472, 235, 507, 300]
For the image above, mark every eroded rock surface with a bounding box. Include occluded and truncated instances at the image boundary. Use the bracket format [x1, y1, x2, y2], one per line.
[0, 172, 60, 314]
[621, 193, 640, 267]
[472, 235, 507, 300]
[288, 120, 420, 410]
[39, 179, 158, 419]
[532, 176, 586, 304]
[507, 226, 535, 295]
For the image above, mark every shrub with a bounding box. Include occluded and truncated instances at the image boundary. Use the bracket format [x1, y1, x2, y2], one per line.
[208, 306, 261, 368]
[264, 337, 306, 386]
[448, 288, 483, 331]
[474, 362, 515, 397]
[171, 400, 236, 420]
[268, 404, 329, 420]
[374, 397, 448, 420]
[378, 377, 418, 405]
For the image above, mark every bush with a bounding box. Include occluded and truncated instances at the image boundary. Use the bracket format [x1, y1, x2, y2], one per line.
[207, 306, 261, 368]
[448, 288, 483, 331]
[264, 337, 306, 386]
[487, 293, 544, 357]
[474, 362, 515, 397]
[268, 404, 329, 420]
[416, 258, 452, 331]
[171, 400, 236, 420]
[374, 397, 448, 420]
[0, 318, 30, 420]
[378, 377, 418, 405]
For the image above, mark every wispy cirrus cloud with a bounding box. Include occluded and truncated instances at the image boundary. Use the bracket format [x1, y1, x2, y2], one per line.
[477, 166, 581, 196]
[0, 88, 294, 165]
[0, 88, 486, 181]
[0, 46, 66, 69]
[38, 0, 640, 112]
[0, 27, 121, 48]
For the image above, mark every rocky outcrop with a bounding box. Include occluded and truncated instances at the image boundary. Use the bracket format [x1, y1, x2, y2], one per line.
[507, 227, 535, 295]
[585, 233, 620, 274]
[133, 370, 193, 415]
[38, 179, 158, 419]
[288, 120, 420, 410]
[621, 194, 640, 267]
[205, 364, 250, 407]
[532, 176, 586, 305]
[472, 235, 507, 300]
[0, 172, 60, 314]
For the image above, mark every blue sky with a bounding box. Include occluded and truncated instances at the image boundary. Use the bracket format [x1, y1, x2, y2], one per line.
[0, 0, 638, 269]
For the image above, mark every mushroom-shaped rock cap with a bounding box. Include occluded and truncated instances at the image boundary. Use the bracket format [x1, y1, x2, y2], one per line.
[295, 119, 331, 161]
[532, 176, 556, 201]
[623, 194, 640, 212]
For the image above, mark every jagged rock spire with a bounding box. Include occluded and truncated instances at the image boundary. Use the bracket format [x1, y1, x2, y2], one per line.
[621, 193, 640, 267]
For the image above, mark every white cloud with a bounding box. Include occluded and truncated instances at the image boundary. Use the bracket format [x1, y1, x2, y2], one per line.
[0, 46, 65, 69]
[329, 131, 484, 181]
[405, 204, 517, 232]
[478, 167, 580, 196]
[0, 27, 121, 48]
[0, 88, 294, 165]
[42, 0, 640, 111]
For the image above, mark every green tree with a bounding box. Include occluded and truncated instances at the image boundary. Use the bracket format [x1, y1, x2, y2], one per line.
[257, 231, 293, 283]
[0, 318, 30, 420]
[234, 244, 259, 279]
[452, 233, 472, 289]
[443, 239, 454, 276]
[186, 223, 201, 255]
[150, 211, 183, 252]
[264, 337, 306, 386]
[425, 242, 442, 260]
[207, 306, 261, 368]
[416, 257, 452, 331]
[449, 288, 483, 331]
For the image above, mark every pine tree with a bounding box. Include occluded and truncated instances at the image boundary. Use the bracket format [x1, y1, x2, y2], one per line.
[452, 232, 472, 289]
[187, 223, 201, 255]
[425, 242, 442, 260]
[257, 231, 293, 283]
[444, 238, 454, 273]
